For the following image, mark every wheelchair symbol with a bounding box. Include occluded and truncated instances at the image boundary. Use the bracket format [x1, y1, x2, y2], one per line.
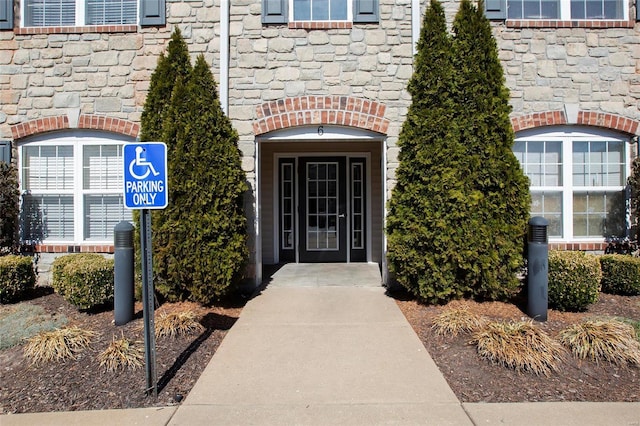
[129, 146, 160, 180]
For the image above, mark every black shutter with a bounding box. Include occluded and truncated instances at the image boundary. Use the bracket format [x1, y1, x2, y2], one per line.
[485, 0, 506, 20]
[353, 0, 379, 23]
[0, 141, 10, 164]
[262, 0, 287, 24]
[0, 0, 13, 30]
[637, 0, 640, 21]
[140, 0, 165, 26]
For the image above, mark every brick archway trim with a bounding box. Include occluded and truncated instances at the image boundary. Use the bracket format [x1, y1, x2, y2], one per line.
[254, 96, 390, 136]
[11, 115, 140, 140]
[511, 110, 639, 135]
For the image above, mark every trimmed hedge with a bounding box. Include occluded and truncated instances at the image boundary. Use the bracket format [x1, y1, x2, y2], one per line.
[51, 254, 114, 310]
[600, 255, 640, 296]
[548, 251, 602, 312]
[0, 255, 36, 303]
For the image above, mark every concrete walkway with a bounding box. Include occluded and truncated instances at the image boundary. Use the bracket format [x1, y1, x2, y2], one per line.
[2, 264, 640, 425]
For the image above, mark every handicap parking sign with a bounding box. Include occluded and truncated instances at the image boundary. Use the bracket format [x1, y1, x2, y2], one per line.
[123, 142, 168, 209]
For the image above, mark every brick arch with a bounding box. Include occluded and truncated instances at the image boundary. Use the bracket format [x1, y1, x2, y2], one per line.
[11, 114, 139, 140]
[254, 96, 390, 136]
[511, 110, 639, 135]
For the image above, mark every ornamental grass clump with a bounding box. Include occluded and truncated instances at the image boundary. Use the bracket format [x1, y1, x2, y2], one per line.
[23, 326, 95, 365]
[472, 320, 565, 376]
[431, 305, 485, 337]
[98, 336, 143, 372]
[155, 310, 204, 339]
[559, 319, 640, 366]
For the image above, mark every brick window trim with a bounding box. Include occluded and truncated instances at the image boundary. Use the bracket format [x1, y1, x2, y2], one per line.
[511, 111, 640, 135]
[506, 19, 634, 28]
[549, 242, 609, 252]
[11, 114, 140, 140]
[288, 21, 353, 29]
[34, 244, 115, 254]
[254, 96, 390, 135]
[14, 25, 138, 35]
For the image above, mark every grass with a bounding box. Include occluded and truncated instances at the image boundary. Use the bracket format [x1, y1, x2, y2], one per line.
[155, 311, 204, 339]
[431, 305, 485, 337]
[559, 318, 640, 366]
[23, 326, 95, 364]
[0, 303, 68, 350]
[471, 320, 565, 376]
[98, 336, 143, 372]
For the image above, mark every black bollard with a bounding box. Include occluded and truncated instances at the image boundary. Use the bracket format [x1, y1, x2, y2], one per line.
[527, 216, 548, 321]
[114, 221, 135, 325]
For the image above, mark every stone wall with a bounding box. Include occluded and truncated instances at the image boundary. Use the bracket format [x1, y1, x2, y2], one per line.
[495, 25, 640, 119]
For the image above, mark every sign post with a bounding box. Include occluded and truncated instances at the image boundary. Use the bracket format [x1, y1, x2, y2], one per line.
[123, 142, 168, 398]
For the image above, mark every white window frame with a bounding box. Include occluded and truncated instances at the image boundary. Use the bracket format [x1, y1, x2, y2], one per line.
[18, 131, 133, 245]
[289, 0, 352, 22]
[507, 0, 628, 20]
[21, 0, 139, 27]
[515, 126, 631, 242]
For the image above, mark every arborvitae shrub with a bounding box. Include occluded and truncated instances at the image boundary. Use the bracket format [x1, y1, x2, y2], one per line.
[51, 254, 114, 310]
[386, 0, 464, 303]
[0, 162, 20, 253]
[0, 255, 35, 303]
[600, 255, 640, 296]
[548, 251, 601, 311]
[387, 0, 530, 303]
[153, 55, 248, 304]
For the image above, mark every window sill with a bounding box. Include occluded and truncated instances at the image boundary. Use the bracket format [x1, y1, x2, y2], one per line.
[15, 24, 138, 35]
[506, 19, 634, 28]
[288, 21, 352, 29]
[34, 244, 115, 253]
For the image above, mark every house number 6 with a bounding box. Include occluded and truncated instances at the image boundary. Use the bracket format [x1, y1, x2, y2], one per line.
[318, 126, 324, 136]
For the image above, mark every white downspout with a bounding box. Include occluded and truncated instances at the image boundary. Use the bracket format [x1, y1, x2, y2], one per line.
[220, 0, 229, 114]
[412, 0, 420, 55]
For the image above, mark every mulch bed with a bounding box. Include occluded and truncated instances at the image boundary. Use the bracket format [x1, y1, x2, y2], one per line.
[0, 289, 244, 414]
[396, 291, 640, 402]
[1, 287, 639, 414]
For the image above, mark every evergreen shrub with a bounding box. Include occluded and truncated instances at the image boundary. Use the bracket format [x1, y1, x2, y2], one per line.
[0, 255, 35, 303]
[386, 0, 530, 303]
[0, 162, 20, 253]
[599, 255, 640, 296]
[51, 254, 114, 310]
[548, 251, 601, 311]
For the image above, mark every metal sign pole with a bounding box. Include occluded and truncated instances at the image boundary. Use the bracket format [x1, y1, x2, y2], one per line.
[140, 208, 157, 397]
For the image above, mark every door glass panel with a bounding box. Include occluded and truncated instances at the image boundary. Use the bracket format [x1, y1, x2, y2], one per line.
[281, 162, 294, 250]
[351, 163, 364, 249]
[306, 162, 339, 251]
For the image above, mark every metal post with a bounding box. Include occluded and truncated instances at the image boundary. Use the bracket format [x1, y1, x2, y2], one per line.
[114, 221, 134, 326]
[140, 209, 157, 397]
[527, 216, 549, 322]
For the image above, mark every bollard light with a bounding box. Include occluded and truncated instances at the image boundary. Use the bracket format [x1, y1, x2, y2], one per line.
[527, 216, 548, 322]
[114, 221, 135, 325]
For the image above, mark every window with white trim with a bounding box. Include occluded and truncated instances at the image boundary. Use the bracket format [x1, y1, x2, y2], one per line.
[262, 0, 378, 24]
[20, 132, 133, 244]
[507, 0, 626, 19]
[293, 0, 349, 21]
[513, 128, 629, 240]
[24, 0, 137, 27]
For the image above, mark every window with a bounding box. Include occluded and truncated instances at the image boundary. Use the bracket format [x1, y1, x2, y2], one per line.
[16, 0, 165, 27]
[514, 128, 629, 240]
[20, 132, 132, 244]
[262, 0, 378, 24]
[293, 0, 348, 21]
[507, 0, 625, 19]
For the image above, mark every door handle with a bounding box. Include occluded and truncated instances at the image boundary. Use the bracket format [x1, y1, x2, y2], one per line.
[339, 213, 346, 218]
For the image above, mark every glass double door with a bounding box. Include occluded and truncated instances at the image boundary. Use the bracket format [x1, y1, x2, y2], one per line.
[279, 156, 366, 263]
